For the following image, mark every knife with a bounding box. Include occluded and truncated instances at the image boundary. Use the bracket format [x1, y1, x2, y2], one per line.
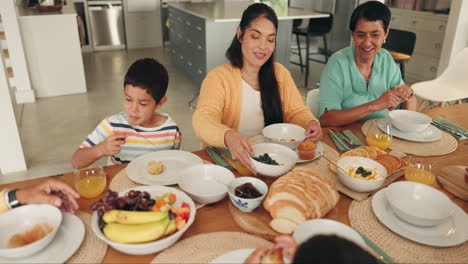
[358, 232, 396, 264]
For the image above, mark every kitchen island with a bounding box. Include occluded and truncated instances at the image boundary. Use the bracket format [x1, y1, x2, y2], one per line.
[168, 0, 329, 86]
[17, 3, 87, 97]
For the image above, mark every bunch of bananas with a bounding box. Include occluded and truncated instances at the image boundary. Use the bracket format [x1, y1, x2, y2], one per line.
[102, 210, 176, 243]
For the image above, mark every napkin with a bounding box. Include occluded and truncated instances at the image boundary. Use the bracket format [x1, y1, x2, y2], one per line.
[205, 147, 234, 170]
[328, 130, 364, 152]
[432, 116, 468, 140]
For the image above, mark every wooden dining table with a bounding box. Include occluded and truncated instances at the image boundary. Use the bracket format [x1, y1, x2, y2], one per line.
[1, 104, 467, 263]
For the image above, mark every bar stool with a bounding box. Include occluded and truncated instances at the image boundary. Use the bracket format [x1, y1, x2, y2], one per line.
[382, 28, 416, 80]
[291, 15, 333, 87]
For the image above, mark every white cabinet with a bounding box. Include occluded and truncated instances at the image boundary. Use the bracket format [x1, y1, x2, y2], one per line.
[390, 8, 448, 84]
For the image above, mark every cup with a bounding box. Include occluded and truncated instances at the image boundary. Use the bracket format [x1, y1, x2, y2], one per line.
[404, 159, 437, 186]
[366, 121, 392, 150]
[233, 160, 253, 176]
[74, 167, 107, 199]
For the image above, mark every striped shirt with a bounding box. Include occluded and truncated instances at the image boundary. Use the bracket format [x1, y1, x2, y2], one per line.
[80, 112, 181, 165]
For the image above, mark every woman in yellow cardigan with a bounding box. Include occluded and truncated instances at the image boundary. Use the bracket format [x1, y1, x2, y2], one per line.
[193, 3, 322, 173]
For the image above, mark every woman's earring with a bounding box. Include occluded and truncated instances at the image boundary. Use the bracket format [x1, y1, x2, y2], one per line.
[383, 39, 386, 44]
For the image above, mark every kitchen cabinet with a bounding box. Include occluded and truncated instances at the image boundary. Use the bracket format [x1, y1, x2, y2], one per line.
[124, 0, 163, 49]
[390, 8, 448, 84]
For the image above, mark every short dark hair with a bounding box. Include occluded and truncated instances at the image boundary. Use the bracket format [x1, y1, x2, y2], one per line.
[124, 58, 169, 103]
[349, 1, 391, 32]
[293, 235, 377, 264]
[225, 3, 283, 126]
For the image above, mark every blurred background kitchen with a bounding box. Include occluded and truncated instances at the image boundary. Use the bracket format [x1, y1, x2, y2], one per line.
[0, 0, 466, 181]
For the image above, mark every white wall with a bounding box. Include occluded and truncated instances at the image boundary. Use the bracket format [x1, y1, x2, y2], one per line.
[438, 0, 468, 74]
[0, 53, 26, 174]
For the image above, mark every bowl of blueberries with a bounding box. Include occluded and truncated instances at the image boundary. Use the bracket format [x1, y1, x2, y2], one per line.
[249, 143, 298, 177]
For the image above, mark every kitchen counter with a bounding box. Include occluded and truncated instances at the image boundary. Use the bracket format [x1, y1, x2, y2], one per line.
[17, 3, 77, 17]
[168, 0, 329, 22]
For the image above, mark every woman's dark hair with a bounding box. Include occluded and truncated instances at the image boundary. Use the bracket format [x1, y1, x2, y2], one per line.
[349, 1, 391, 32]
[124, 58, 169, 104]
[293, 235, 377, 264]
[226, 3, 283, 126]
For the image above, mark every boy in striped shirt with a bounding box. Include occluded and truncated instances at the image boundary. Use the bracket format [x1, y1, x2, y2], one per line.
[71, 58, 181, 168]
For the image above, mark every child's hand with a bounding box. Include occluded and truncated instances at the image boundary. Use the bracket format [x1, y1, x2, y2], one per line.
[98, 134, 126, 156]
[274, 235, 298, 260]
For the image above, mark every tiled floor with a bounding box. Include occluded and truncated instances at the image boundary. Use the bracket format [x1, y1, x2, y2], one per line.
[1, 47, 325, 184]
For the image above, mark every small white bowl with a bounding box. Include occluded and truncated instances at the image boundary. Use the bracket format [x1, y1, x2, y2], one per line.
[0, 204, 62, 259]
[389, 110, 432, 133]
[250, 143, 298, 177]
[178, 164, 235, 204]
[227, 177, 268, 212]
[336, 157, 388, 193]
[91, 185, 196, 255]
[262, 123, 306, 149]
[385, 181, 454, 226]
[293, 219, 367, 249]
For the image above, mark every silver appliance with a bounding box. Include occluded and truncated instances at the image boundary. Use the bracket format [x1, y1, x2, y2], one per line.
[88, 0, 126, 51]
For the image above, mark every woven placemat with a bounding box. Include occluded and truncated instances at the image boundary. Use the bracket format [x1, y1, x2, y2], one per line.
[349, 199, 468, 263]
[250, 135, 398, 201]
[66, 211, 107, 264]
[151, 232, 273, 263]
[361, 119, 458, 156]
[109, 162, 211, 209]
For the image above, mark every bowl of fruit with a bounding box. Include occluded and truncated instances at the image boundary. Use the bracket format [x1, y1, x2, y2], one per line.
[90, 186, 195, 255]
[262, 123, 305, 149]
[249, 143, 298, 177]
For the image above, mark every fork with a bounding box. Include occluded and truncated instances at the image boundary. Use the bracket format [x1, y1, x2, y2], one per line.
[330, 129, 358, 149]
[432, 120, 468, 136]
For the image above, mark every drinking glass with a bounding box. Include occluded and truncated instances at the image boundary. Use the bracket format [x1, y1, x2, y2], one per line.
[74, 167, 107, 199]
[404, 158, 437, 186]
[233, 160, 253, 176]
[366, 120, 392, 150]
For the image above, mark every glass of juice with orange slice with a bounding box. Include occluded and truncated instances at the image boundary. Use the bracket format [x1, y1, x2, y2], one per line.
[74, 167, 107, 198]
[366, 121, 392, 150]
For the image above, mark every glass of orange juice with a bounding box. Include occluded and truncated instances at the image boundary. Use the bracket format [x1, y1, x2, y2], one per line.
[404, 159, 437, 186]
[233, 160, 253, 176]
[366, 121, 392, 150]
[74, 167, 107, 199]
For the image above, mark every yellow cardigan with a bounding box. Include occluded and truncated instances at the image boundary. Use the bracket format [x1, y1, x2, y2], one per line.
[0, 189, 10, 214]
[193, 63, 318, 148]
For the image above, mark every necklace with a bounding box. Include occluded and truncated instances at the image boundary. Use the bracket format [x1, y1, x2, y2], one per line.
[241, 71, 259, 87]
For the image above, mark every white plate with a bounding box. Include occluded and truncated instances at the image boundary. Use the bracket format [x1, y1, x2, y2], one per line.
[296, 141, 324, 163]
[126, 150, 203, 185]
[377, 118, 442, 142]
[210, 248, 255, 264]
[0, 212, 85, 263]
[372, 189, 468, 247]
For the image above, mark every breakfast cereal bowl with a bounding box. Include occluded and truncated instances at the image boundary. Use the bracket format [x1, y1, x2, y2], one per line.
[227, 177, 268, 212]
[178, 164, 235, 204]
[250, 143, 298, 177]
[262, 123, 306, 149]
[336, 157, 388, 192]
[388, 110, 432, 133]
[385, 181, 454, 226]
[0, 204, 62, 259]
[91, 185, 196, 255]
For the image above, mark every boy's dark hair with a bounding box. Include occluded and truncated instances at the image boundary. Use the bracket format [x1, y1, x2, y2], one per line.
[349, 1, 391, 32]
[225, 3, 283, 127]
[293, 235, 377, 264]
[124, 58, 169, 103]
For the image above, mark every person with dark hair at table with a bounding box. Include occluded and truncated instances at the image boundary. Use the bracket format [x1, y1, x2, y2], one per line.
[319, 1, 416, 127]
[193, 3, 322, 173]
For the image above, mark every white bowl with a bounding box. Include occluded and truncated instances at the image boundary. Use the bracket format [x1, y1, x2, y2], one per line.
[178, 164, 235, 204]
[385, 181, 454, 226]
[227, 177, 268, 212]
[250, 143, 298, 177]
[262, 123, 306, 149]
[389, 110, 432, 133]
[293, 219, 366, 249]
[91, 185, 196, 255]
[336, 157, 388, 193]
[0, 204, 62, 259]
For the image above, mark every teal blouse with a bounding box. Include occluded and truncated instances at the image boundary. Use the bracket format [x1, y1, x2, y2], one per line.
[318, 46, 403, 120]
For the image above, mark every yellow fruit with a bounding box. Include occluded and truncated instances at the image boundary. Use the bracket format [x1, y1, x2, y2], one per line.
[103, 217, 170, 243]
[164, 219, 176, 236]
[103, 210, 168, 225]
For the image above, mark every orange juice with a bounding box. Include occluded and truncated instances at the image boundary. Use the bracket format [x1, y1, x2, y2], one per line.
[366, 133, 392, 150]
[404, 167, 436, 186]
[75, 175, 106, 198]
[234, 160, 252, 176]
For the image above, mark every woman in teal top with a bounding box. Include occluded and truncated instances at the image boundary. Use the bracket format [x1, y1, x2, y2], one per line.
[318, 1, 416, 127]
